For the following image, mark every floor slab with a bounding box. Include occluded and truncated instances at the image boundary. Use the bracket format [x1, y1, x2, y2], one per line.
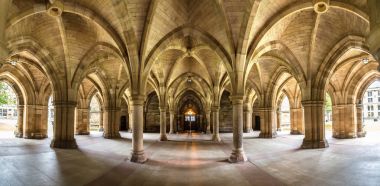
[0, 130, 379, 186]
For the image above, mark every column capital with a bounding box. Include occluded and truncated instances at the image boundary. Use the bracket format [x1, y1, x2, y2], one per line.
[301, 100, 324, 107]
[256, 107, 274, 112]
[104, 107, 121, 111]
[130, 95, 145, 105]
[230, 95, 245, 105]
[211, 106, 220, 112]
[53, 101, 77, 107]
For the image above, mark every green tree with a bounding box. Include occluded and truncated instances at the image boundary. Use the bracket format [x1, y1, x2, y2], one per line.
[325, 93, 332, 112]
[0, 82, 17, 105]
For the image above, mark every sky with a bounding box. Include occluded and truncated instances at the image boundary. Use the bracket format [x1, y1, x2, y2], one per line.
[368, 80, 380, 88]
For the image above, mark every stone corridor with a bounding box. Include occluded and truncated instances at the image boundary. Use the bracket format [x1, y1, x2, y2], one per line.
[1, 131, 379, 186]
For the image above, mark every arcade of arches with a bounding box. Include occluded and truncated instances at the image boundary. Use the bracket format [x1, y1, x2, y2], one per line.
[1, 0, 380, 185]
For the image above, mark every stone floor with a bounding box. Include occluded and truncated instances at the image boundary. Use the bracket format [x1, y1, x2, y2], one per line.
[0, 130, 380, 186]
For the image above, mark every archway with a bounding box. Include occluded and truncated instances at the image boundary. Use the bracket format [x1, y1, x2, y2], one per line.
[325, 93, 333, 134]
[177, 91, 205, 133]
[89, 95, 101, 132]
[279, 96, 291, 131]
[362, 80, 380, 134]
[0, 81, 17, 138]
[48, 95, 54, 137]
[144, 92, 160, 133]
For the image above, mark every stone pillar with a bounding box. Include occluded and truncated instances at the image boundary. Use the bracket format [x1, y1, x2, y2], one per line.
[130, 96, 147, 163]
[0, 0, 11, 61]
[290, 107, 304, 134]
[243, 105, 253, 133]
[276, 110, 281, 131]
[332, 104, 357, 139]
[128, 110, 133, 133]
[103, 107, 121, 138]
[367, 0, 380, 62]
[228, 96, 247, 163]
[98, 110, 104, 131]
[50, 101, 77, 149]
[159, 107, 168, 141]
[23, 105, 46, 139]
[356, 104, 366, 137]
[14, 105, 24, 138]
[40, 105, 49, 138]
[75, 108, 90, 135]
[169, 110, 174, 134]
[211, 106, 221, 142]
[206, 110, 211, 134]
[301, 101, 328, 149]
[257, 107, 277, 138]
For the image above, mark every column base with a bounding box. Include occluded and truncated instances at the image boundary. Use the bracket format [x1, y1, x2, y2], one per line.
[14, 132, 23, 138]
[50, 138, 78, 149]
[130, 150, 147, 163]
[169, 131, 174, 134]
[159, 134, 168, 141]
[243, 129, 254, 133]
[332, 133, 357, 139]
[301, 138, 329, 149]
[75, 131, 90, 135]
[258, 131, 277, 138]
[357, 131, 366, 138]
[23, 133, 47, 139]
[228, 149, 247, 163]
[103, 132, 121, 139]
[212, 134, 221, 142]
[290, 130, 303, 135]
[206, 130, 212, 134]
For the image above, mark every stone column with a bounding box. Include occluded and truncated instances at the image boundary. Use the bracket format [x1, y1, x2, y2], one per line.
[98, 110, 104, 131]
[128, 109, 133, 133]
[23, 105, 46, 139]
[206, 110, 211, 134]
[130, 96, 147, 163]
[367, 0, 380, 62]
[211, 106, 221, 142]
[40, 105, 49, 138]
[243, 105, 253, 133]
[228, 96, 247, 163]
[0, 0, 11, 61]
[290, 108, 304, 134]
[103, 107, 121, 138]
[301, 101, 328, 149]
[169, 110, 175, 134]
[257, 107, 277, 138]
[276, 110, 281, 131]
[159, 107, 168, 141]
[75, 108, 90, 135]
[50, 101, 77, 149]
[356, 104, 366, 137]
[332, 104, 357, 139]
[14, 105, 24, 138]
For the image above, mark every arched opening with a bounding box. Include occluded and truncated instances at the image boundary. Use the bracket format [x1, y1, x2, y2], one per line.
[0, 81, 17, 138]
[219, 91, 233, 132]
[48, 95, 54, 137]
[144, 92, 160, 132]
[119, 98, 129, 131]
[89, 95, 101, 132]
[279, 96, 290, 131]
[177, 90, 205, 133]
[362, 80, 380, 133]
[325, 93, 333, 134]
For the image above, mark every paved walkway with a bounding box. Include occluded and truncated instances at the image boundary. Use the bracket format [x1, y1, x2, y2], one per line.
[0, 129, 380, 185]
